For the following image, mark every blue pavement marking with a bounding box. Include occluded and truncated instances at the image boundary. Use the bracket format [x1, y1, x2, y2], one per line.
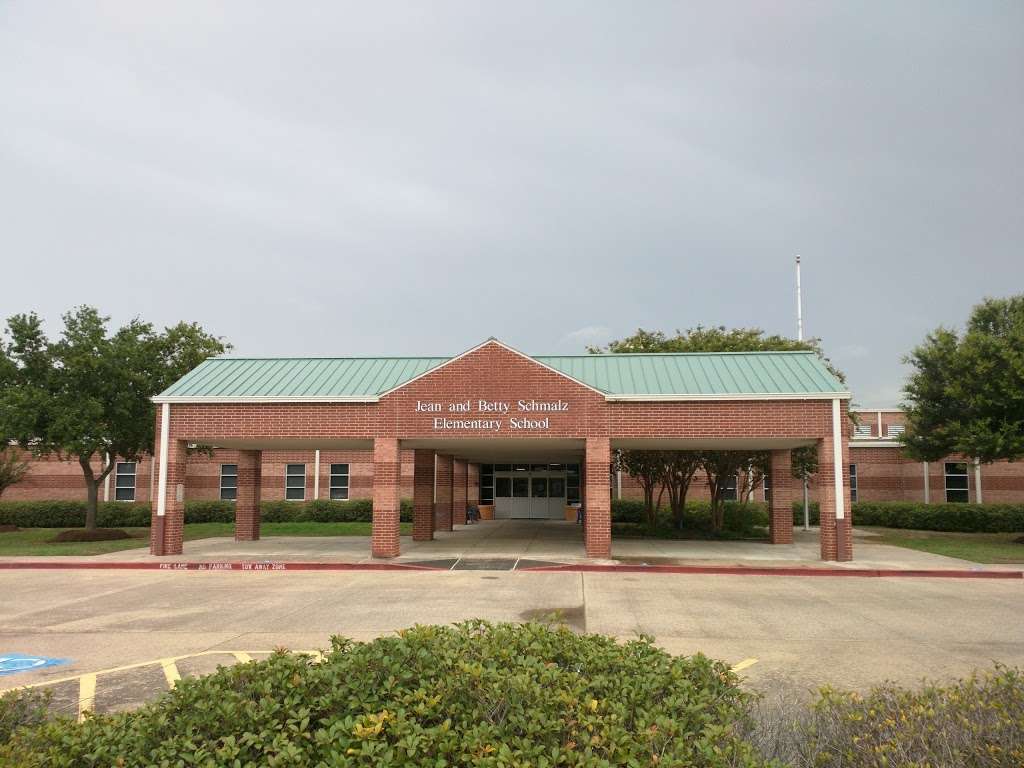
[0, 654, 71, 676]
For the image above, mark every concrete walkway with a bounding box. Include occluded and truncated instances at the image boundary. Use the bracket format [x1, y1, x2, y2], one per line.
[3, 519, 1015, 572]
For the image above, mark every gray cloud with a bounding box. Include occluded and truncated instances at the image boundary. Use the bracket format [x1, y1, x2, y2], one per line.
[1, 2, 1022, 406]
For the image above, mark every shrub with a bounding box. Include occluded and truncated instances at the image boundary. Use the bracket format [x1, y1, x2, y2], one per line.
[259, 499, 310, 522]
[791, 502, 1024, 532]
[612, 500, 769, 539]
[0, 689, 51, 746]
[745, 664, 1024, 767]
[182, 501, 235, 524]
[308, 498, 374, 522]
[791, 500, 821, 525]
[0, 501, 151, 528]
[0, 622, 769, 767]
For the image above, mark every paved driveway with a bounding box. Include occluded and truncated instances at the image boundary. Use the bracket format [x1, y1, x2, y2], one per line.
[2, 566, 1021, 716]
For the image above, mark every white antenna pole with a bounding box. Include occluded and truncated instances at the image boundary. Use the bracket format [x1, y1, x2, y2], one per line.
[796, 254, 804, 342]
[796, 254, 810, 530]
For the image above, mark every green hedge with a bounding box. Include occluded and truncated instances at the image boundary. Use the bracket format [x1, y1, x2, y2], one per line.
[0, 498, 414, 528]
[611, 498, 769, 534]
[0, 621, 768, 767]
[789, 501, 1024, 532]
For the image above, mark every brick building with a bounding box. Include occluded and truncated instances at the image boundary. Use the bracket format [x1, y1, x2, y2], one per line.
[6, 339, 1021, 560]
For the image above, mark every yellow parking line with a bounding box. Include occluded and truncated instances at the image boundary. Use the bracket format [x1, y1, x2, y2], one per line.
[77, 673, 96, 723]
[232, 652, 252, 664]
[160, 659, 181, 688]
[731, 657, 758, 672]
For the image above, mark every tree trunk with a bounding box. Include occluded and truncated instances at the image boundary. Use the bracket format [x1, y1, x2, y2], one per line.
[643, 483, 656, 527]
[84, 476, 99, 530]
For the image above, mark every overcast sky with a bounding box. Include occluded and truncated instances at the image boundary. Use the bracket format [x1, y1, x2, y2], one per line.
[1, 2, 1021, 405]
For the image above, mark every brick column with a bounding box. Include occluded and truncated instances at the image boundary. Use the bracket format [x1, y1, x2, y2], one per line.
[234, 449, 262, 541]
[372, 437, 401, 558]
[435, 454, 453, 532]
[768, 449, 794, 544]
[467, 463, 480, 507]
[584, 437, 611, 558]
[150, 436, 186, 556]
[818, 402, 854, 561]
[452, 459, 468, 526]
[412, 449, 435, 541]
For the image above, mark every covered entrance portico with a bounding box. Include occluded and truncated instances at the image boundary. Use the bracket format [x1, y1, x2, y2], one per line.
[149, 339, 854, 562]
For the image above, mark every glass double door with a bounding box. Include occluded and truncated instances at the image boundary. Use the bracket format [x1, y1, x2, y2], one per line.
[494, 471, 567, 519]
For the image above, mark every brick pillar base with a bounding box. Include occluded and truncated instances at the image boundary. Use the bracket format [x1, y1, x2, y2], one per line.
[150, 430, 186, 556]
[435, 454, 453, 532]
[412, 450, 435, 541]
[584, 437, 611, 558]
[372, 438, 401, 558]
[453, 459, 468, 525]
[235, 449, 262, 541]
[768, 449, 794, 544]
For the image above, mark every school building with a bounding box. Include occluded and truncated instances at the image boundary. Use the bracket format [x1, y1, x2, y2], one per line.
[5, 339, 1023, 561]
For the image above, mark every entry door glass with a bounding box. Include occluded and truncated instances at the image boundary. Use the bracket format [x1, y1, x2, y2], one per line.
[531, 477, 548, 498]
[549, 477, 565, 499]
[512, 477, 529, 498]
[495, 477, 511, 498]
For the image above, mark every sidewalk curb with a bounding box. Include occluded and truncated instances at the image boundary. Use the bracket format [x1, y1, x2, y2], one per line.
[0, 560, 1020, 578]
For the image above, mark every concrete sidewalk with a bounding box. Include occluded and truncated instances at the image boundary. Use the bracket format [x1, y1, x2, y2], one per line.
[1, 520, 1016, 573]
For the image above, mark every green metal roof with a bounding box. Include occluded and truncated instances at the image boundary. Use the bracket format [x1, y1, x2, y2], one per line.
[156, 342, 848, 401]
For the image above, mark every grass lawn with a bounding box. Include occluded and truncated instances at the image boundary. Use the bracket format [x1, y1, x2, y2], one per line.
[0, 521, 412, 557]
[865, 527, 1024, 564]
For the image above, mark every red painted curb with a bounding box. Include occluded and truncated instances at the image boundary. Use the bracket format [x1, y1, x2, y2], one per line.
[0, 561, 1019, 578]
[518, 564, 1024, 579]
[0, 561, 439, 572]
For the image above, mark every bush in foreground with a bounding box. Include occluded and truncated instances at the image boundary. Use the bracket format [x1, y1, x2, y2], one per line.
[790, 502, 1024, 532]
[746, 665, 1024, 767]
[1, 622, 769, 767]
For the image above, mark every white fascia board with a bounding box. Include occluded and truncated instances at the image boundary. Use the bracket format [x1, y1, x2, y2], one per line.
[605, 392, 852, 402]
[850, 407, 905, 413]
[151, 395, 379, 404]
[848, 440, 903, 448]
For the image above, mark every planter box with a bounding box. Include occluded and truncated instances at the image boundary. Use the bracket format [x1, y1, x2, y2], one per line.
[478, 505, 495, 521]
[565, 505, 579, 522]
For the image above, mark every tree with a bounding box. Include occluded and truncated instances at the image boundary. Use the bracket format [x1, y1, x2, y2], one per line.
[0, 446, 28, 498]
[699, 451, 749, 532]
[902, 296, 1024, 464]
[661, 451, 702, 530]
[614, 450, 665, 527]
[0, 307, 230, 529]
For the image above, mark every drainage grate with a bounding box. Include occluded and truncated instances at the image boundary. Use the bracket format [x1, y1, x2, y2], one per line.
[451, 559, 519, 571]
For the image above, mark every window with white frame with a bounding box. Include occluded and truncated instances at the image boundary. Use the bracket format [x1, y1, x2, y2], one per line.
[944, 462, 969, 503]
[114, 461, 137, 501]
[285, 463, 306, 501]
[854, 424, 873, 438]
[849, 464, 858, 503]
[887, 424, 905, 438]
[329, 463, 349, 500]
[220, 464, 238, 501]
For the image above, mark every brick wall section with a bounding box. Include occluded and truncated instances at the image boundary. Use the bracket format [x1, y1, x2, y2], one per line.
[234, 450, 261, 541]
[435, 454, 453, 532]
[371, 438, 400, 558]
[412, 450, 435, 541]
[150, 435, 186, 556]
[769, 449, 794, 544]
[585, 437, 612, 558]
[817, 404, 854, 561]
[452, 459, 468, 525]
[467, 463, 480, 507]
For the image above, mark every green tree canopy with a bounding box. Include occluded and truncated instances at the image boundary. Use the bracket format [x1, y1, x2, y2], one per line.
[902, 295, 1024, 464]
[0, 307, 230, 528]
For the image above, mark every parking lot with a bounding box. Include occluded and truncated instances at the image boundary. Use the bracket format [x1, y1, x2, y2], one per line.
[2, 567, 1022, 716]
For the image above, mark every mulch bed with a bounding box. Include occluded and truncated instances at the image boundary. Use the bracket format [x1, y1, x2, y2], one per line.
[0, 525, 19, 533]
[49, 528, 136, 543]
[1014, 535, 1024, 545]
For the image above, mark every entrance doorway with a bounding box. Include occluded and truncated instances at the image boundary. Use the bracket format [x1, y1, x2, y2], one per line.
[491, 463, 579, 520]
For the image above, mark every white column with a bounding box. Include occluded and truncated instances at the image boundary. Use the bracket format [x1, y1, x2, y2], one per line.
[313, 449, 321, 500]
[832, 398, 845, 521]
[974, 460, 983, 504]
[103, 452, 111, 502]
[923, 461, 930, 504]
[615, 470, 622, 500]
[877, 411, 883, 438]
[156, 403, 170, 517]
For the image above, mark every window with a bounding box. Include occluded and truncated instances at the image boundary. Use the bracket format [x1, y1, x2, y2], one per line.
[849, 464, 858, 503]
[566, 463, 581, 505]
[220, 464, 238, 501]
[480, 464, 494, 505]
[887, 424, 905, 438]
[944, 462, 969, 503]
[854, 424, 873, 438]
[495, 476, 512, 498]
[512, 477, 529, 497]
[329, 463, 349, 500]
[285, 463, 306, 501]
[114, 462, 136, 502]
[720, 474, 738, 502]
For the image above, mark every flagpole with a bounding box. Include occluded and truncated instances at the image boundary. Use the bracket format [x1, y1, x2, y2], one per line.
[797, 254, 810, 531]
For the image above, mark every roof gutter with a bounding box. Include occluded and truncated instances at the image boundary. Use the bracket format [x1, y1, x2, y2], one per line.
[605, 392, 852, 402]
[151, 395, 380, 404]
